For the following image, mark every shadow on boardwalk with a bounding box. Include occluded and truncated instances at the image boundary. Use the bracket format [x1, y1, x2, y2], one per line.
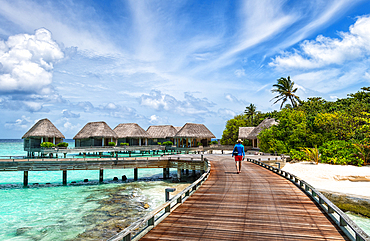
[141, 155, 349, 240]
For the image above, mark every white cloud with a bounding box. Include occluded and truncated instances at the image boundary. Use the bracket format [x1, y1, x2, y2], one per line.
[62, 109, 80, 118]
[224, 93, 248, 105]
[61, 120, 81, 133]
[0, 28, 64, 94]
[270, 15, 370, 69]
[218, 108, 236, 119]
[293, 64, 369, 93]
[234, 68, 245, 77]
[365, 72, 370, 80]
[149, 114, 169, 124]
[105, 103, 117, 110]
[139, 90, 215, 116]
[4, 115, 31, 130]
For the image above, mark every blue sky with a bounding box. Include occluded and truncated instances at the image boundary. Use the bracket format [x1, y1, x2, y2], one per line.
[1, 0, 370, 139]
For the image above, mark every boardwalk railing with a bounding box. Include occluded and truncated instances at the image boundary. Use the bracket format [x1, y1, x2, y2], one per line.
[247, 158, 369, 241]
[107, 158, 211, 241]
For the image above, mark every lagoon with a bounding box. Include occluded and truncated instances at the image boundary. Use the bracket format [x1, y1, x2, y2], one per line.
[0, 139, 187, 240]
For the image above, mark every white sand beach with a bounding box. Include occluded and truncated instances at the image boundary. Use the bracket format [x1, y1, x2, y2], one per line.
[282, 162, 370, 199]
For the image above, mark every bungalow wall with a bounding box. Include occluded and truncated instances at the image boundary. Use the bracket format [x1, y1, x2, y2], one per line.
[118, 138, 145, 146]
[118, 138, 138, 146]
[24, 137, 63, 151]
[147, 138, 173, 145]
[75, 138, 116, 147]
[175, 138, 211, 147]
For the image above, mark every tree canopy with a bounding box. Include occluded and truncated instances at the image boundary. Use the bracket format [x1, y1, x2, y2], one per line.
[221, 86, 370, 166]
[271, 76, 301, 109]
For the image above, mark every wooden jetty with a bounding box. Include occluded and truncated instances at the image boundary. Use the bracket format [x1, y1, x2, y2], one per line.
[35, 145, 236, 156]
[0, 156, 207, 186]
[109, 155, 368, 241]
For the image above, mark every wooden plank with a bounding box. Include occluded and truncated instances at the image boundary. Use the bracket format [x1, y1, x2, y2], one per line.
[141, 156, 350, 241]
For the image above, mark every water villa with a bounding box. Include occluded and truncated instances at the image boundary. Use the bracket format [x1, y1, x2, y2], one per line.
[146, 125, 178, 145]
[74, 121, 117, 147]
[22, 118, 65, 156]
[174, 123, 215, 147]
[113, 123, 150, 146]
[239, 117, 278, 148]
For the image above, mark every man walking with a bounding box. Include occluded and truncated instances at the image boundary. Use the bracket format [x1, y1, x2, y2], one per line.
[232, 139, 245, 174]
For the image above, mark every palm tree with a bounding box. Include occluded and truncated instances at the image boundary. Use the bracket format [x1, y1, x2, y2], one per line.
[244, 103, 257, 125]
[271, 76, 301, 109]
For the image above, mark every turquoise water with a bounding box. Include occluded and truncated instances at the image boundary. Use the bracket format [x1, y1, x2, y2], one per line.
[347, 212, 370, 236]
[1, 140, 369, 239]
[0, 139, 29, 157]
[0, 139, 186, 240]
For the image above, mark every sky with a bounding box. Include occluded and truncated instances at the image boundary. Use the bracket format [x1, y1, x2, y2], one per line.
[1, 0, 370, 139]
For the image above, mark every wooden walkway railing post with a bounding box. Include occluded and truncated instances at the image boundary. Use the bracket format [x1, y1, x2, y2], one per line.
[106, 158, 211, 241]
[246, 158, 369, 241]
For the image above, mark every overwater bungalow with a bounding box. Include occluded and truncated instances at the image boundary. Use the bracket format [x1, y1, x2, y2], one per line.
[146, 125, 178, 145]
[174, 123, 215, 147]
[22, 118, 65, 156]
[113, 123, 150, 146]
[239, 117, 278, 148]
[74, 121, 117, 147]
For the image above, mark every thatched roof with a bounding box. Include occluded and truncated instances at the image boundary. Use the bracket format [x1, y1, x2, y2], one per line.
[246, 118, 278, 139]
[22, 118, 65, 139]
[73, 121, 117, 139]
[174, 126, 182, 132]
[114, 123, 150, 138]
[146, 125, 178, 139]
[238, 127, 255, 139]
[175, 123, 215, 139]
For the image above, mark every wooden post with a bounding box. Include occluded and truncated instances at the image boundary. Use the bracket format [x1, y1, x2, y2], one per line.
[23, 171, 28, 187]
[134, 168, 138, 181]
[177, 168, 181, 180]
[62, 170, 67, 185]
[99, 169, 104, 183]
[163, 168, 169, 180]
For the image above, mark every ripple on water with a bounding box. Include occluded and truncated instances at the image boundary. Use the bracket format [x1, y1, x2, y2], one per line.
[0, 171, 190, 240]
[346, 212, 370, 236]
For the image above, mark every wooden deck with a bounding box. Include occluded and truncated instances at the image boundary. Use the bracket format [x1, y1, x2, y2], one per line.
[141, 155, 349, 240]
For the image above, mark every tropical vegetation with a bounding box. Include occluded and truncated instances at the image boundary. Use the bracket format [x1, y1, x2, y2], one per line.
[162, 141, 173, 146]
[271, 76, 301, 109]
[56, 142, 68, 148]
[221, 83, 370, 166]
[40, 142, 56, 148]
[108, 142, 116, 146]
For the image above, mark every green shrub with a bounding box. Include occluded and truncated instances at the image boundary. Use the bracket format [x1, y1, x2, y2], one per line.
[319, 140, 361, 165]
[210, 140, 219, 145]
[197, 142, 202, 146]
[289, 149, 307, 161]
[162, 141, 173, 146]
[56, 142, 68, 147]
[40, 142, 55, 148]
[301, 146, 321, 164]
[108, 142, 116, 146]
[242, 140, 251, 146]
[120, 142, 129, 146]
[157, 142, 162, 145]
[353, 142, 370, 166]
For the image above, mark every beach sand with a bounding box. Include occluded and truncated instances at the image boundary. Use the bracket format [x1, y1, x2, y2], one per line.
[282, 162, 370, 199]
